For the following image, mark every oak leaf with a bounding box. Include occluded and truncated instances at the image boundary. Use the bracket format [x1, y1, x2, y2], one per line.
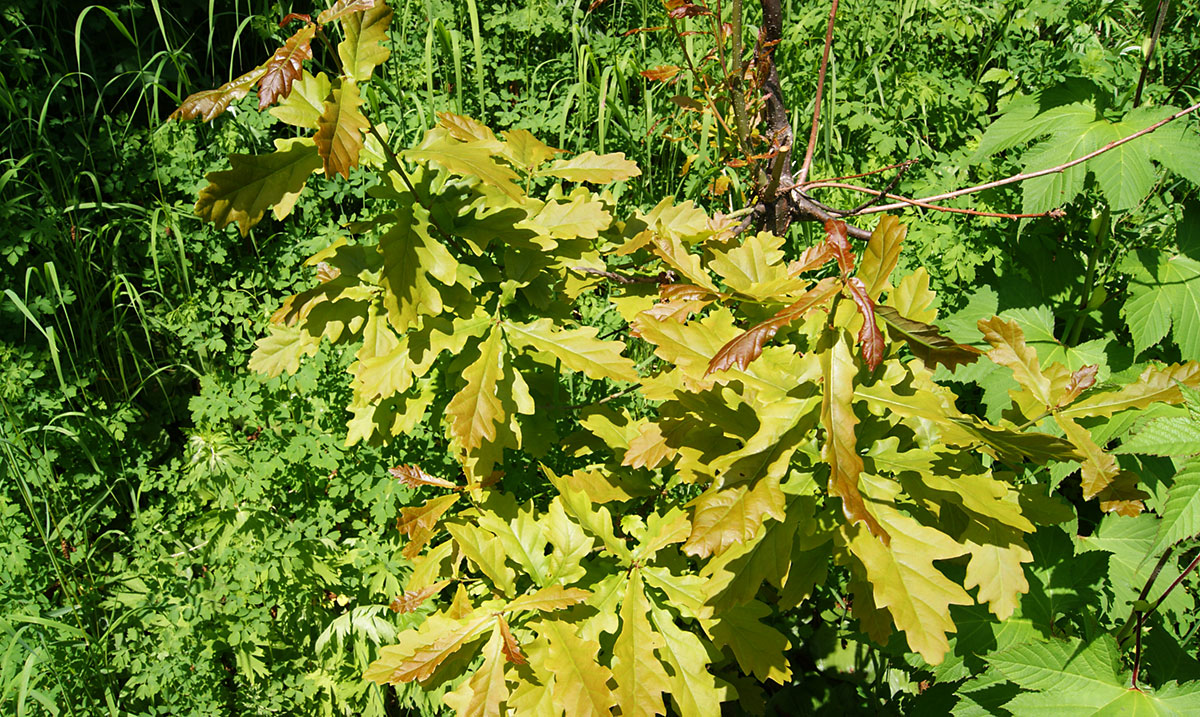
[336, 0, 392, 82]
[445, 327, 506, 452]
[257, 25, 315, 109]
[537, 150, 641, 184]
[315, 80, 371, 178]
[195, 139, 322, 235]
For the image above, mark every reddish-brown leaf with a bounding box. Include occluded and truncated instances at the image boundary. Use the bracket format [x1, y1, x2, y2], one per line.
[1059, 364, 1099, 406]
[496, 616, 527, 664]
[787, 241, 835, 276]
[706, 277, 839, 375]
[825, 220, 855, 277]
[390, 464, 458, 489]
[390, 580, 450, 613]
[317, 0, 377, 25]
[170, 67, 266, 122]
[874, 305, 983, 371]
[667, 2, 712, 19]
[640, 65, 681, 82]
[845, 277, 885, 370]
[660, 284, 716, 302]
[257, 25, 316, 109]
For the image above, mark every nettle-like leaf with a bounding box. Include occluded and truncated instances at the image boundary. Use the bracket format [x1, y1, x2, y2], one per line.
[972, 83, 1200, 212]
[1124, 252, 1200, 360]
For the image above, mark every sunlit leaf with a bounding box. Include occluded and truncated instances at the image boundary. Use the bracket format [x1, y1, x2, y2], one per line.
[537, 151, 641, 184]
[336, 0, 392, 82]
[257, 25, 315, 109]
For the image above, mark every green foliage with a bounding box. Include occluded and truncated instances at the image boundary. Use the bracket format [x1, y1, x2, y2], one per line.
[6, 0, 1200, 713]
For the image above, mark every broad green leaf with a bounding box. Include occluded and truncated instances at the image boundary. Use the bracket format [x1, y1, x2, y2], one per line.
[1124, 266, 1174, 356]
[1160, 255, 1200, 360]
[983, 636, 1200, 715]
[257, 25, 315, 109]
[820, 331, 887, 540]
[702, 600, 791, 684]
[612, 572, 669, 717]
[857, 215, 906, 299]
[534, 619, 617, 717]
[1116, 416, 1200, 456]
[1151, 458, 1200, 555]
[337, 0, 392, 82]
[406, 129, 522, 199]
[1079, 514, 1192, 621]
[446, 327, 506, 451]
[647, 601, 727, 716]
[315, 80, 371, 179]
[503, 318, 637, 382]
[843, 480, 971, 664]
[248, 324, 319, 377]
[536, 150, 640, 183]
[195, 139, 322, 235]
[268, 70, 331, 128]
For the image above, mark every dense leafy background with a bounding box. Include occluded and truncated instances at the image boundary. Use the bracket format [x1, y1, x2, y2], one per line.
[2, 0, 1199, 713]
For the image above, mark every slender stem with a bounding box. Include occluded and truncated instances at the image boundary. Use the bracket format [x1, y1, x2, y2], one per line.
[1165, 53, 1200, 105]
[1117, 547, 1175, 647]
[1134, 0, 1171, 108]
[668, 18, 747, 161]
[846, 102, 1200, 215]
[796, 0, 839, 185]
[1066, 206, 1110, 346]
[802, 181, 1059, 219]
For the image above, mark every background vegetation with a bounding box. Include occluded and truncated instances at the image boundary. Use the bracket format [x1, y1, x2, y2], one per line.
[2, 0, 1199, 714]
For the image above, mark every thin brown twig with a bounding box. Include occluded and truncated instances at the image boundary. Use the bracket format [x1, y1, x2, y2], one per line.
[802, 181, 1062, 219]
[846, 101, 1200, 215]
[1165, 54, 1200, 105]
[807, 159, 921, 185]
[842, 160, 918, 215]
[796, 0, 839, 185]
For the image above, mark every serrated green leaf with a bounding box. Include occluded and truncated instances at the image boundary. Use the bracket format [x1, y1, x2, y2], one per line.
[1151, 458, 1200, 555]
[1116, 416, 1200, 455]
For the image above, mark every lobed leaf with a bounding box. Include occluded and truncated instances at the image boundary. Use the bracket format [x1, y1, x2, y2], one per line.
[195, 139, 322, 236]
[337, 0, 392, 82]
[875, 305, 982, 370]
